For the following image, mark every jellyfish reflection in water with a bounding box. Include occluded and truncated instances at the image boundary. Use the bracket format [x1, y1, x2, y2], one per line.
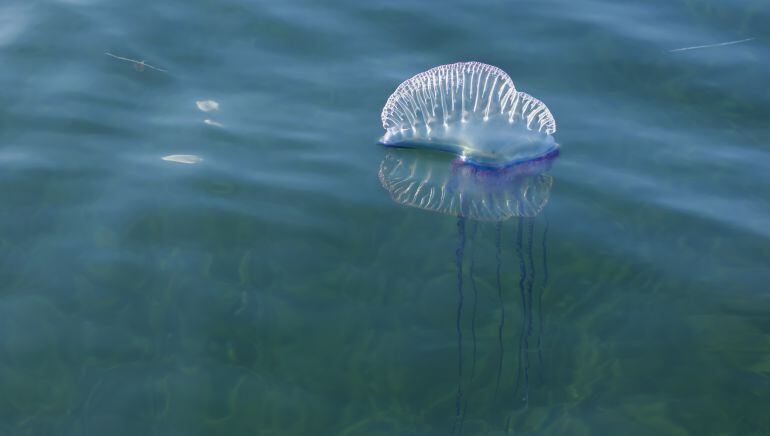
[378, 62, 558, 433]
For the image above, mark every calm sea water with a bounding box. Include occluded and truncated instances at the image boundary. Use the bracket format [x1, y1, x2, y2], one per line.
[1, 0, 769, 434]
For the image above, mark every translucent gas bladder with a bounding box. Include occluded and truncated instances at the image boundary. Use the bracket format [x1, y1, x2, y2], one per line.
[380, 62, 557, 167]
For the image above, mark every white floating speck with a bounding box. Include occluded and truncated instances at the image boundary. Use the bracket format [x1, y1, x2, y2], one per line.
[196, 100, 219, 112]
[204, 119, 223, 127]
[162, 154, 202, 164]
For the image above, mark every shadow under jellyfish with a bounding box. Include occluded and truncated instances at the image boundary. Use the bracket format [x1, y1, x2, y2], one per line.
[377, 62, 559, 433]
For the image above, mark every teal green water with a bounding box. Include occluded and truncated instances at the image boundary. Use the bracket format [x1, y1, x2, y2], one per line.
[1, 0, 769, 434]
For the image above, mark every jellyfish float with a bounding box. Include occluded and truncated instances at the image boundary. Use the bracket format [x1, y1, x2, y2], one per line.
[380, 61, 557, 168]
[378, 62, 558, 434]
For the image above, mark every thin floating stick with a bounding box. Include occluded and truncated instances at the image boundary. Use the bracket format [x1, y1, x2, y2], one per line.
[670, 37, 755, 53]
[105, 51, 167, 72]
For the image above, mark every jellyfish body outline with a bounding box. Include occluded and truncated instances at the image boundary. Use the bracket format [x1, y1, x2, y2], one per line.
[380, 62, 558, 168]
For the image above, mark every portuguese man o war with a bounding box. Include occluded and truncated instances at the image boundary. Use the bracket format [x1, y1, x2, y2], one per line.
[377, 63, 561, 433]
[380, 62, 557, 168]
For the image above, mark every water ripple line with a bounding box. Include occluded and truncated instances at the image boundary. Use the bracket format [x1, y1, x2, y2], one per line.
[670, 37, 754, 52]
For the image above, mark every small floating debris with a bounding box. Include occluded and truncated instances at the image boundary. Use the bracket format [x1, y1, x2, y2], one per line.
[670, 37, 755, 53]
[162, 154, 202, 164]
[104, 51, 167, 72]
[196, 100, 219, 112]
[203, 119, 223, 127]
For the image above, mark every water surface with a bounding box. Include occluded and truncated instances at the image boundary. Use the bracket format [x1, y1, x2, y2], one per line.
[1, 0, 769, 434]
